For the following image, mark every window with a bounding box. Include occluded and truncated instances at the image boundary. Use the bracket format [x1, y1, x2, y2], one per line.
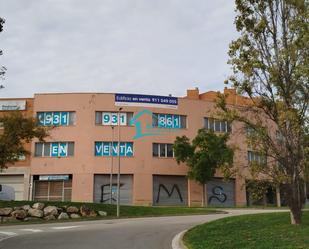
[152, 143, 159, 157]
[204, 117, 231, 133]
[160, 144, 166, 157]
[95, 142, 134, 157]
[33, 175, 72, 201]
[152, 113, 187, 129]
[43, 143, 51, 157]
[95, 112, 133, 126]
[166, 144, 174, 157]
[37, 112, 76, 126]
[153, 143, 174, 158]
[35, 142, 74, 157]
[247, 151, 266, 165]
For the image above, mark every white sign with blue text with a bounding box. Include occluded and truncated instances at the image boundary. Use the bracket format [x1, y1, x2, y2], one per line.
[95, 142, 133, 157]
[115, 93, 178, 109]
[39, 175, 70, 181]
[102, 112, 127, 126]
[0, 100, 26, 111]
[158, 114, 181, 128]
[37, 112, 71, 126]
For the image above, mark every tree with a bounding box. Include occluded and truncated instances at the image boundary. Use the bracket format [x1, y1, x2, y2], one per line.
[0, 17, 6, 87]
[173, 129, 234, 205]
[0, 112, 49, 170]
[218, 0, 309, 224]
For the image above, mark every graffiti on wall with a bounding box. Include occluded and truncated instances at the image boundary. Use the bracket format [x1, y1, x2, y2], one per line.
[208, 185, 227, 204]
[155, 184, 183, 203]
[100, 183, 124, 203]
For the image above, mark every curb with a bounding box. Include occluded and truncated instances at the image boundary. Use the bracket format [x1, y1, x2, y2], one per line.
[172, 230, 188, 249]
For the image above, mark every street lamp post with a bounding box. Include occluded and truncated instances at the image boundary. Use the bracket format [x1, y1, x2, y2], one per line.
[116, 107, 123, 217]
[109, 126, 115, 204]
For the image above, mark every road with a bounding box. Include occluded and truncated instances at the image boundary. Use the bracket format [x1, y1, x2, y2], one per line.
[0, 209, 287, 249]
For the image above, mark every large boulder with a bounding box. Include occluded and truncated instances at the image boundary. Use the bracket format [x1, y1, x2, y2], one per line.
[66, 206, 79, 214]
[32, 202, 45, 210]
[98, 211, 107, 217]
[58, 212, 69, 220]
[28, 208, 44, 218]
[44, 215, 56, 221]
[22, 205, 31, 211]
[80, 205, 96, 217]
[70, 213, 81, 219]
[11, 210, 27, 219]
[44, 206, 58, 216]
[0, 207, 13, 216]
[89, 211, 97, 217]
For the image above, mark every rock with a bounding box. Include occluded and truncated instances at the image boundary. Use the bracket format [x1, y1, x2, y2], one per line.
[98, 211, 107, 216]
[70, 213, 81, 219]
[66, 206, 79, 214]
[89, 210, 97, 217]
[44, 206, 58, 216]
[32, 202, 45, 210]
[0, 207, 13, 216]
[22, 205, 31, 211]
[79, 205, 97, 217]
[44, 215, 56, 221]
[28, 208, 44, 218]
[80, 205, 92, 217]
[58, 212, 69, 220]
[11, 210, 27, 219]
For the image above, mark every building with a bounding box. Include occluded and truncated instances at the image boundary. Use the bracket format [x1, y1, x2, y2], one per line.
[0, 98, 33, 201]
[1, 88, 296, 206]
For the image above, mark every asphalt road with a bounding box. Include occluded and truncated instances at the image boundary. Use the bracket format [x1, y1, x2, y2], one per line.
[0, 209, 287, 249]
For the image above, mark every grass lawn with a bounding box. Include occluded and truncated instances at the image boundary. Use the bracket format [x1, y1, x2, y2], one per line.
[0, 200, 219, 224]
[184, 211, 309, 249]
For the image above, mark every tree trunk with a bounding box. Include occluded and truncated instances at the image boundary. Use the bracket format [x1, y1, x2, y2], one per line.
[288, 180, 304, 225]
[276, 186, 281, 208]
[290, 208, 302, 225]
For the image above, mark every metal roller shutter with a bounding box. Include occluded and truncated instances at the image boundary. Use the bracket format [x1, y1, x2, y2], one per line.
[94, 174, 133, 205]
[153, 175, 188, 206]
[0, 175, 24, 201]
[206, 178, 235, 207]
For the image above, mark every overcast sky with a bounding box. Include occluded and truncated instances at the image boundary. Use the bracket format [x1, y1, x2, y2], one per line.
[0, 0, 237, 98]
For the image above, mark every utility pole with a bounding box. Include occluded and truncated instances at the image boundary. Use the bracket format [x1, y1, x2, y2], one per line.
[116, 107, 123, 217]
[109, 126, 115, 204]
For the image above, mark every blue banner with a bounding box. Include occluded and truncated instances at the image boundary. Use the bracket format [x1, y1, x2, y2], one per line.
[115, 93, 178, 109]
[95, 142, 134, 157]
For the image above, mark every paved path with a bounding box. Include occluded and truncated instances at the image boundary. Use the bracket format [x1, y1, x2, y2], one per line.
[0, 209, 287, 249]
